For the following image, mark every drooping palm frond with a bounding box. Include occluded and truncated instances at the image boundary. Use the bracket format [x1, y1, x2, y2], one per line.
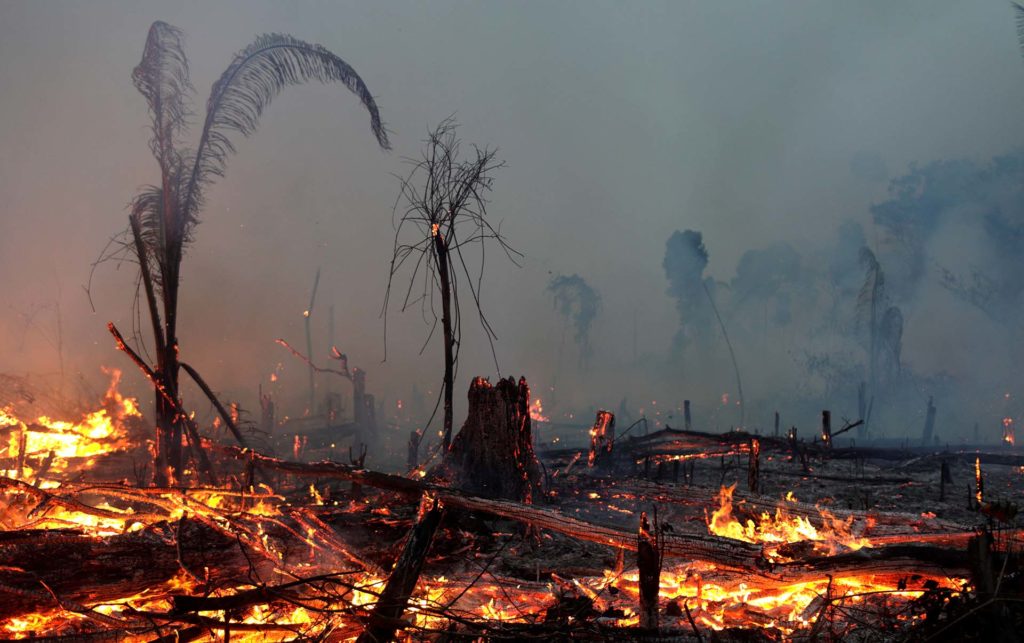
[132, 21, 192, 177]
[181, 33, 392, 230]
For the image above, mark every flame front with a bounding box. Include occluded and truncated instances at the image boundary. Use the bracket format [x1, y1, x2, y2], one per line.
[707, 484, 871, 559]
[1, 369, 138, 486]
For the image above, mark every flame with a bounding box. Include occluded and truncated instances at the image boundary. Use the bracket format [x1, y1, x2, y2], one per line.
[707, 485, 870, 560]
[1003, 417, 1015, 445]
[1, 369, 139, 485]
[530, 398, 549, 423]
[0, 379, 968, 640]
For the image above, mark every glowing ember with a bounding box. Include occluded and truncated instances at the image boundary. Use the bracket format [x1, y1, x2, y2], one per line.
[530, 398, 549, 423]
[1, 369, 139, 485]
[707, 484, 871, 560]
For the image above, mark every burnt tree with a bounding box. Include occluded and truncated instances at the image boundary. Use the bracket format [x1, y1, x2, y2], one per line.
[384, 119, 517, 453]
[434, 376, 541, 502]
[110, 21, 389, 485]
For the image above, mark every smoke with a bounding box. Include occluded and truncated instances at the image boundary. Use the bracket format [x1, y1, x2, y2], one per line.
[547, 274, 600, 368]
[2, 1, 1023, 446]
[663, 230, 713, 361]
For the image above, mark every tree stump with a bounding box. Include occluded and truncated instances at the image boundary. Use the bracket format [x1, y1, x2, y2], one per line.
[588, 410, 616, 467]
[435, 376, 541, 503]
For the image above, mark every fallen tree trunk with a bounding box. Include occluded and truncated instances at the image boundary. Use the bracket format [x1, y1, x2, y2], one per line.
[214, 445, 975, 581]
[0, 519, 272, 620]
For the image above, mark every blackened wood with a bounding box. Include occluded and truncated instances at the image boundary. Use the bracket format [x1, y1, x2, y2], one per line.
[357, 500, 444, 643]
[637, 512, 661, 630]
[747, 438, 760, 493]
[588, 410, 615, 467]
[436, 376, 541, 502]
[0, 519, 268, 619]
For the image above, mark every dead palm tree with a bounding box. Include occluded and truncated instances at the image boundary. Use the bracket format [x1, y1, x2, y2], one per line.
[119, 21, 389, 485]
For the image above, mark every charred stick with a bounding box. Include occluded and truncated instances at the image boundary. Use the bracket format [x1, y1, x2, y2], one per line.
[179, 361, 249, 449]
[357, 497, 444, 643]
[107, 323, 216, 482]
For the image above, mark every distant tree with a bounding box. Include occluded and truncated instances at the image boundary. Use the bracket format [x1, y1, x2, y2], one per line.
[664, 230, 745, 425]
[113, 22, 389, 485]
[857, 247, 903, 413]
[663, 230, 712, 359]
[547, 274, 600, 368]
[384, 119, 517, 452]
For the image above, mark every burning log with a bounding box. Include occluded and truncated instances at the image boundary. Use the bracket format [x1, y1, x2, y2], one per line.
[433, 376, 541, 502]
[356, 497, 444, 643]
[0, 518, 272, 620]
[212, 445, 982, 583]
[820, 410, 832, 448]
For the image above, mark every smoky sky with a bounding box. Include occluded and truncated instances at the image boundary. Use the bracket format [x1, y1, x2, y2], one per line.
[1, 1, 1023, 437]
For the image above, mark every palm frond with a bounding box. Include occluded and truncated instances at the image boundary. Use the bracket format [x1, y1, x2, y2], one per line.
[182, 33, 391, 225]
[129, 185, 168, 289]
[132, 21, 192, 172]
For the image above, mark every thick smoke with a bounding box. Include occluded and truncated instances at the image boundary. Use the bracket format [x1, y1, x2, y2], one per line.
[663, 230, 714, 362]
[547, 274, 600, 368]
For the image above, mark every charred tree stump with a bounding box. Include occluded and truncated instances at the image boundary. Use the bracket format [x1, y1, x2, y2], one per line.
[940, 460, 952, 501]
[357, 498, 444, 643]
[588, 410, 615, 468]
[747, 438, 760, 493]
[821, 410, 832, 449]
[435, 376, 541, 502]
[684, 400, 692, 431]
[637, 512, 662, 630]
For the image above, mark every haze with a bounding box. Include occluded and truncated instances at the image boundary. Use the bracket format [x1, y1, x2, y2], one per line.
[2, 1, 1023, 444]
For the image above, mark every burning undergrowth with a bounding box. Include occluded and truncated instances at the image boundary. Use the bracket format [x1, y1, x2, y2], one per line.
[2, 378, 1018, 642]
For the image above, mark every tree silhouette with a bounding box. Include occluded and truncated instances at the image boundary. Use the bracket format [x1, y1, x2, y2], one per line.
[547, 274, 600, 368]
[384, 119, 517, 453]
[114, 22, 389, 484]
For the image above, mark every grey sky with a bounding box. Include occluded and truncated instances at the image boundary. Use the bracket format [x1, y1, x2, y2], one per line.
[1, 1, 1022, 428]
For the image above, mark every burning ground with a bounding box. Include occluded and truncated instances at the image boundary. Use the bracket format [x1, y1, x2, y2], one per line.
[0, 374, 1021, 641]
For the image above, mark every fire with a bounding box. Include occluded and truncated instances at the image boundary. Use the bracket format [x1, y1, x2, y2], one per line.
[0, 378, 974, 640]
[530, 398, 549, 423]
[1, 369, 139, 485]
[1003, 417, 1015, 445]
[707, 485, 870, 559]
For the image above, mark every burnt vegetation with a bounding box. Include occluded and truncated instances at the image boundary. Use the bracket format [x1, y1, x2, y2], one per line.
[3, 10, 1024, 643]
